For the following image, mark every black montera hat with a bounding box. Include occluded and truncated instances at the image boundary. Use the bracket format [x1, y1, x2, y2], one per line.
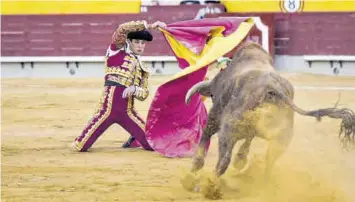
[127, 29, 153, 41]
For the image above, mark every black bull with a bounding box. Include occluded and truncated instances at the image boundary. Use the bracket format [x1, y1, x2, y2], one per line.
[182, 42, 355, 199]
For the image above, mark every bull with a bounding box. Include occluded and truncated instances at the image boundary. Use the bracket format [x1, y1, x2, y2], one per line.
[182, 42, 355, 199]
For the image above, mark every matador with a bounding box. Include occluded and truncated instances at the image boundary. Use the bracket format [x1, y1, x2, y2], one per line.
[72, 20, 167, 152]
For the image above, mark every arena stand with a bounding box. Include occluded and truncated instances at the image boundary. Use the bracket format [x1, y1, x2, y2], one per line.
[1, 1, 355, 77]
[212, 11, 355, 75]
[1, 3, 226, 77]
[273, 13, 355, 75]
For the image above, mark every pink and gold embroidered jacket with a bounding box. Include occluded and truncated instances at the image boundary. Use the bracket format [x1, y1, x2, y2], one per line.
[104, 20, 150, 101]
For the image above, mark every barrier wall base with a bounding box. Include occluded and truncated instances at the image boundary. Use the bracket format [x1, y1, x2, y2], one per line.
[2, 56, 355, 78]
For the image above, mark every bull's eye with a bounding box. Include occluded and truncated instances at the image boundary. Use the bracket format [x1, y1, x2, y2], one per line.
[268, 91, 276, 96]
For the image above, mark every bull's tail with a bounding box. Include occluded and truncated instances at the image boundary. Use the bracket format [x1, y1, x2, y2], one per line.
[270, 82, 355, 150]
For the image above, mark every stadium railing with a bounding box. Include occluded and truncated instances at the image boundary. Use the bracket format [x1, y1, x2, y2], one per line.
[0, 56, 177, 69]
[303, 55, 355, 68]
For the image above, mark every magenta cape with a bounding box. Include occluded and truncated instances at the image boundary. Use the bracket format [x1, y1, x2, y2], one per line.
[145, 67, 209, 158]
[135, 18, 255, 157]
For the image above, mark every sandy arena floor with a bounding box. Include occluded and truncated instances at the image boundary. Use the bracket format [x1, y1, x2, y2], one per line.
[1, 73, 355, 202]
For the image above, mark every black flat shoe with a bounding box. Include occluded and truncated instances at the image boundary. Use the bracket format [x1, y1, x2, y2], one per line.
[122, 136, 135, 148]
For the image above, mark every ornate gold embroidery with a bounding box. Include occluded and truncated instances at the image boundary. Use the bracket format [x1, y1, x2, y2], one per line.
[105, 55, 138, 87]
[141, 72, 149, 90]
[132, 62, 150, 101]
[127, 96, 145, 131]
[121, 61, 131, 69]
[124, 55, 136, 62]
[107, 75, 133, 87]
[105, 66, 132, 76]
[104, 56, 108, 67]
[140, 61, 149, 72]
[138, 72, 149, 100]
[73, 86, 115, 151]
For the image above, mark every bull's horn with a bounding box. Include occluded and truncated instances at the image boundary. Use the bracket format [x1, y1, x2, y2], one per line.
[185, 80, 211, 105]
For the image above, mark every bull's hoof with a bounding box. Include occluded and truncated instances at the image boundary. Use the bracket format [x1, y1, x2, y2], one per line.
[201, 175, 223, 200]
[181, 173, 200, 192]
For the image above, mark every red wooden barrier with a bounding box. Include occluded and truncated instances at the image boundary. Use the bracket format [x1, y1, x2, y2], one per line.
[2, 7, 354, 56]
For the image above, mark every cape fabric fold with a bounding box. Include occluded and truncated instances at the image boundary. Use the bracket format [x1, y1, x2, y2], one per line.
[141, 17, 255, 157]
